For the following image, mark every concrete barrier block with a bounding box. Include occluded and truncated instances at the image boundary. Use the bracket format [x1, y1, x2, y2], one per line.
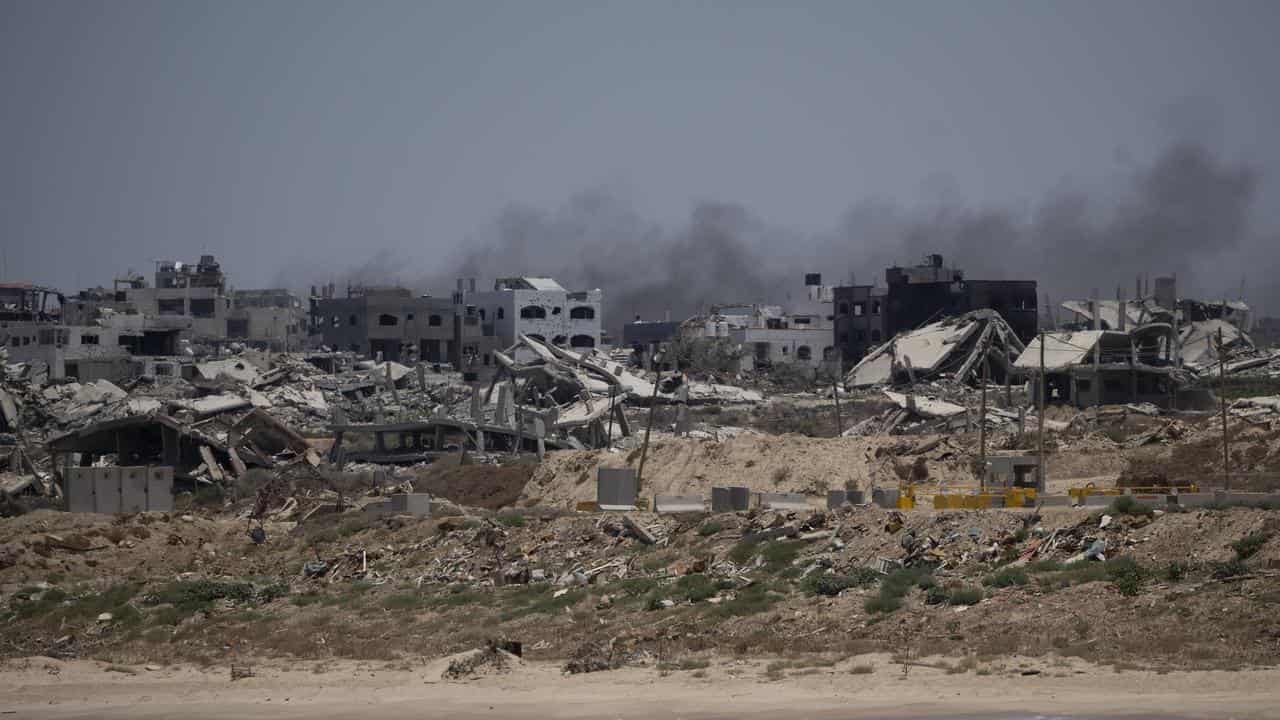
[92, 467, 121, 514]
[364, 500, 392, 519]
[654, 495, 705, 513]
[711, 487, 732, 513]
[827, 490, 848, 509]
[871, 488, 899, 509]
[1036, 494, 1073, 507]
[1080, 494, 1116, 508]
[146, 467, 174, 512]
[759, 492, 809, 511]
[65, 467, 96, 513]
[1170, 492, 1215, 508]
[119, 467, 148, 513]
[388, 493, 432, 516]
[597, 468, 638, 511]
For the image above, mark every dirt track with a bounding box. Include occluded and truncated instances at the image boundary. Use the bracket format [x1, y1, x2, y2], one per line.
[3, 655, 1279, 719]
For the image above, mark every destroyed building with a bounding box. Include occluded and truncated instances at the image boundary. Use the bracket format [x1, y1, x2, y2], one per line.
[844, 309, 1026, 388]
[621, 318, 682, 367]
[468, 277, 604, 351]
[61, 255, 305, 355]
[835, 255, 1037, 366]
[308, 282, 501, 370]
[2, 283, 138, 383]
[227, 289, 308, 352]
[683, 273, 838, 373]
[1014, 329, 1195, 410]
[1014, 277, 1274, 410]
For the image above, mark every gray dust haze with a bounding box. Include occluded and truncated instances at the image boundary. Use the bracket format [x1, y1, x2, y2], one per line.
[5, 1, 1280, 332]
[313, 139, 1274, 337]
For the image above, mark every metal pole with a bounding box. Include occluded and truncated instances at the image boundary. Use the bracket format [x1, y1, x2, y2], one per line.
[606, 384, 615, 445]
[979, 351, 988, 492]
[636, 370, 663, 491]
[1218, 328, 1230, 491]
[832, 377, 844, 436]
[1038, 331, 1046, 492]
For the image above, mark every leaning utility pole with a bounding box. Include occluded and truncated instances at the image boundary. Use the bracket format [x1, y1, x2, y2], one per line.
[636, 368, 664, 490]
[1218, 328, 1230, 491]
[1037, 330, 1046, 492]
[979, 347, 988, 492]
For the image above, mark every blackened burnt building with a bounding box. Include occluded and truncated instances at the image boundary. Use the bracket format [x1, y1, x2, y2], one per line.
[835, 255, 1037, 367]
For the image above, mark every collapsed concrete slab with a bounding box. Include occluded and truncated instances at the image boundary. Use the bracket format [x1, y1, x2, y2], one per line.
[845, 310, 1025, 389]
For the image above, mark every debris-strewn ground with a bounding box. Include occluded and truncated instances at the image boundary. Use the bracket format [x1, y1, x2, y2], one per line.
[3, 500, 1278, 672]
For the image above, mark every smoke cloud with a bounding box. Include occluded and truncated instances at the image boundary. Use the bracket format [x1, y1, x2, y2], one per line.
[293, 139, 1274, 338]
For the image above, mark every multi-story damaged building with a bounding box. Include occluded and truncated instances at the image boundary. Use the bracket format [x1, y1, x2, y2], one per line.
[1, 283, 138, 382]
[726, 273, 838, 371]
[308, 281, 501, 371]
[835, 255, 1037, 367]
[1015, 276, 1263, 410]
[469, 277, 603, 351]
[62, 255, 305, 354]
[227, 289, 307, 352]
[671, 274, 838, 374]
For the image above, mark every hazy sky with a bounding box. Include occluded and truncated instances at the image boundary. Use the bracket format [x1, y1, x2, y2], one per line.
[3, 0, 1279, 305]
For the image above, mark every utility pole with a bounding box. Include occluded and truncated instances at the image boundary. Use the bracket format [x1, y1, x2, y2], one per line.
[1037, 331, 1046, 492]
[832, 375, 844, 436]
[636, 367, 664, 491]
[979, 347, 988, 492]
[1218, 328, 1230, 491]
[605, 384, 615, 445]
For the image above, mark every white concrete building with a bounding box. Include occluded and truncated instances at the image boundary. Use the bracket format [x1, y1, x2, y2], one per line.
[700, 274, 838, 372]
[470, 277, 603, 351]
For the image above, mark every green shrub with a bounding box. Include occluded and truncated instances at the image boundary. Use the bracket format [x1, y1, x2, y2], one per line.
[760, 541, 805, 570]
[880, 567, 934, 597]
[496, 512, 526, 528]
[1105, 557, 1145, 596]
[727, 540, 758, 564]
[863, 594, 902, 614]
[1109, 495, 1154, 517]
[143, 580, 254, 611]
[615, 577, 659, 597]
[193, 484, 225, 508]
[1164, 561, 1188, 582]
[256, 582, 290, 603]
[706, 584, 779, 618]
[1213, 558, 1249, 579]
[697, 521, 723, 537]
[1231, 532, 1270, 560]
[10, 587, 68, 619]
[947, 586, 984, 606]
[675, 574, 719, 603]
[860, 567, 932, 614]
[802, 568, 881, 597]
[925, 584, 982, 606]
[983, 567, 1029, 588]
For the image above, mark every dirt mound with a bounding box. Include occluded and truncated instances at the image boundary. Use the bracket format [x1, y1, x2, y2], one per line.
[526, 434, 978, 507]
[410, 459, 535, 510]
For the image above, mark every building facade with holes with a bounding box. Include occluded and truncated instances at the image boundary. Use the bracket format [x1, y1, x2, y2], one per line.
[469, 277, 603, 352]
[307, 286, 499, 367]
[697, 274, 838, 374]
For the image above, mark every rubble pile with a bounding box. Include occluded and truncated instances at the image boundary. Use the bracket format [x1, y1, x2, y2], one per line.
[845, 310, 1026, 389]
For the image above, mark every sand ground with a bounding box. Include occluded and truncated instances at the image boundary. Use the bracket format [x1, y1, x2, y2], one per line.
[3, 655, 1278, 719]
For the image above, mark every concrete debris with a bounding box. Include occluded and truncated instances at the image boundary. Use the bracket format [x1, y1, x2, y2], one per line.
[845, 310, 1025, 389]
